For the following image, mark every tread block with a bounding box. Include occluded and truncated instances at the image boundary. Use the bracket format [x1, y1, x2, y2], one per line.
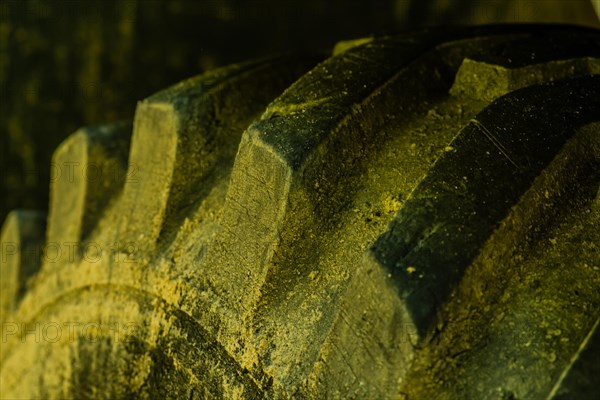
[450, 34, 600, 101]
[369, 76, 600, 340]
[208, 32, 459, 310]
[205, 131, 293, 310]
[256, 35, 444, 170]
[400, 127, 599, 398]
[46, 121, 132, 257]
[119, 55, 323, 251]
[332, 37, 374, 55]
[0, 210, 46, 322]
[309, 251, 419, 398]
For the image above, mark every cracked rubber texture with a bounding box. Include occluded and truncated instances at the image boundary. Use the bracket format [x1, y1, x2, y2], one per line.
[1, 25, 599, 400]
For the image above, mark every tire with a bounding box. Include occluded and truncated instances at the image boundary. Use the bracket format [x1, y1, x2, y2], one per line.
[1, 25, 599, 399]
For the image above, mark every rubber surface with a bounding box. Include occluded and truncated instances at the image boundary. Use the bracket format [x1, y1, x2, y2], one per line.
[1, 25, 599, 399]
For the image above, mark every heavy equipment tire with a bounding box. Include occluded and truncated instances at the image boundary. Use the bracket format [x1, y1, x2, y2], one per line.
[1, 25, 599, 399]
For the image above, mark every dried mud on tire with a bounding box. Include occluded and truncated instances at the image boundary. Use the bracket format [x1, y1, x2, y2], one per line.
[1, 25, 599, 399]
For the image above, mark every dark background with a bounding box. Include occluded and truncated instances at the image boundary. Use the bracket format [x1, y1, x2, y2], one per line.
[1, 0, 599, 225]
